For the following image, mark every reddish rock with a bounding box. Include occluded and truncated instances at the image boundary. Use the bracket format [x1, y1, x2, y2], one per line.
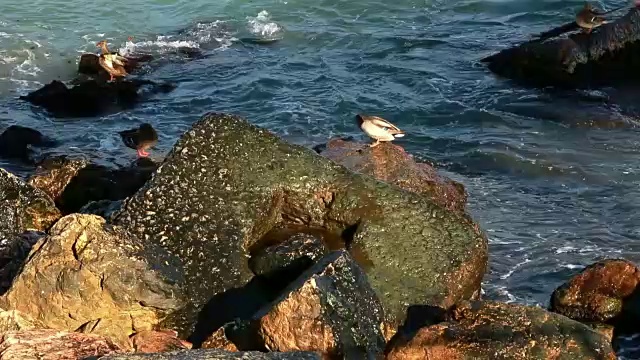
[0, 329, 121, 360]
[385, 301, 616, 360]
[316, 138, 467, 213]
[27, 156, 89, 201]
[132, 330, 192, 353]
[550, 259, 640, 323]
[201, 327, 239, 351]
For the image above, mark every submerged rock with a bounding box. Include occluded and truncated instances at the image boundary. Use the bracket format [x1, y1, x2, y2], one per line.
[228, 250, 386, 358]
[316, 137, 467, 213]
[20, 79, 174, 118]
[385, 301, 616, 360]
[111, 113, 486, 334]
[0, 125, 56, 164]
[0, 169, 60, 240]
[100, 349, 321, 359]
[482, 7, 640, 88]
[550, 259, 640, 324]
[0, 214, 184, 349]
[131, 330, 192, 353]
[0, 329, 122, 360]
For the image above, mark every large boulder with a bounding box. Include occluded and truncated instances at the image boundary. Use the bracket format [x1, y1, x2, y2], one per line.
[482, 8, 640, 88]
[0, 214, 184, 349]
[385, 301, 616, 360]
[315, 137, 467, 213]
[550, 259, 640, 324]
[0, 169, 60, 240]
[20, 80, 174, 118]
[0, 329, 122, 360]
[111, 113, 487, 333]
[99, 349, 321, 360]
[225, 250, 386, 358]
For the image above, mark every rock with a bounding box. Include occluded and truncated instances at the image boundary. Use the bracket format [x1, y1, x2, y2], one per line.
[481, 8, 640, 88]
[227, 250, 386, 358]
[0, 309, 43, 332]
[78, 53, 154, 80]
[132, 330, 192, 353]
[20, 79, 174, 118]
[53, 158, 157, 214]
[249, 232, 329, 283]
[589, 323, 615, 343]
[79, 199, 123, 218]
[0, 329, 122, 360]
[0, 125, 56, 164]
[550, 259, 640, 324]
[0, 214, 184, 349]
[0, 231, 45, 294]
[99, 349, 321, 359]
[111, 113, 486, 332]
[385, 300, 616, 360]
[201, 328, 238, 351]
[27, 156, 89, 201]
[316, 137, 467, 213]
[0, 169, 60, 240]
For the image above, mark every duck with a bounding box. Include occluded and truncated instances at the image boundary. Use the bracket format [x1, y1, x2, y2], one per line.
[96, 40, 129, 81]
[119, 123, 158, 157]
[355, 114, 405, 148]
[575, 2, 626, 33]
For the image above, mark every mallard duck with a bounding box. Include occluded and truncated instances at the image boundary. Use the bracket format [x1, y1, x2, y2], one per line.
[119, 123, 158, 157]
[356, 114, 405, 148]
[96, 40, 129, 81]
[575, 2, 625, 33]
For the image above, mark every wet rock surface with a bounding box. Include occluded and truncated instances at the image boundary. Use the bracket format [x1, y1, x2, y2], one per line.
[249, 232, 329, 283]
[20, 79, 175, 118]
[0, 329, 122, 360]
[132, 330, 192, 353]
[482, 7, 640, 88]
[111, 113, 487, 333]
[0, 169, 60, 239]
[550, 259, 640, 324]
[316, 137, 468, 213]
[0, 125, 57, 164]
[385, 300, 616, 360]
[0, 214, 184, 349]
[99, 349, 321, 360]
[228, 250, 386, 358]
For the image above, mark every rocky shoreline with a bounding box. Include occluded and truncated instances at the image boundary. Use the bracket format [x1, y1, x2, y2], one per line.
[0, 111, 631, 359]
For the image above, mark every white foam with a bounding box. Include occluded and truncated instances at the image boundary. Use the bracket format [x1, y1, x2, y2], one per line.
[247, 10, 284, 38]
[499, 257, 531, 280]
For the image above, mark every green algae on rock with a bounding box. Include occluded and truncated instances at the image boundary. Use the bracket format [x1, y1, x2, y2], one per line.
[111, 112, 487, 332]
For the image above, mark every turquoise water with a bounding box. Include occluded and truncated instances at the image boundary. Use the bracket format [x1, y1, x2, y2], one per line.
[3, 0, 640, 355]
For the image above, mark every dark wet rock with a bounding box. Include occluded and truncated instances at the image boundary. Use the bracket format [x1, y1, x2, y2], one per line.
[0, 329, 122, 360]
[99, 349, 321, 360]
[27, 156, 89, 201]
[316, 137, 468, 213]
[78, 53, 154, 80]
[20, 79, 175, 118]
[385, 300, 616, 360]
[550, 259, 640, 324]
[79, 199, 123, 218]
[201, 328, 238, 351]
[0, 168, 60, 239]
[55, 158, 158, 214]
[0, 125, 56, 164]
[111, 113, 487, 334]
[0, 214, 184, 349]
[0, 231, 45, 294]
[482, 8, 640, 88]
[249, 232, 329, 283]
[132, 330, 192, 353]
[226, 250, 386, 358]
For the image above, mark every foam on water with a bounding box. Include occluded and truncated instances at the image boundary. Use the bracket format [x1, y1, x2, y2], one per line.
[247, 10, 284, 39]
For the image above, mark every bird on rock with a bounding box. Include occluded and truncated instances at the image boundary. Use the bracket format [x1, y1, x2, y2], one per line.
[355, 114, 405, 148]
[96, 40, 129, 81]
[119, 123, 158, 157]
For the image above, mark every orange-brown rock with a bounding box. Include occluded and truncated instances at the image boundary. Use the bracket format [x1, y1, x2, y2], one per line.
[132, 330, 192, 353]
[100, 349, 322, 359]
[385, 301, 616, 360]
[229, 250, 386, 359]
[0, 329, 121, 360]
[550, 259, 640, 323]
[201, 327, 239, 351]
[27, 156, 89, 201]
[0, 214, 184, 349]
[315, 138, 467, 213]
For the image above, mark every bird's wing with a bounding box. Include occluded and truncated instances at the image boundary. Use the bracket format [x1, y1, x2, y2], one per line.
[370, 116, 402, 131]
[99, 56, 114, 70]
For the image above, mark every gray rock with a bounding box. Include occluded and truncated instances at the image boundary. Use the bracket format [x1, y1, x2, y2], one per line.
[98, 349, 321, 360]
